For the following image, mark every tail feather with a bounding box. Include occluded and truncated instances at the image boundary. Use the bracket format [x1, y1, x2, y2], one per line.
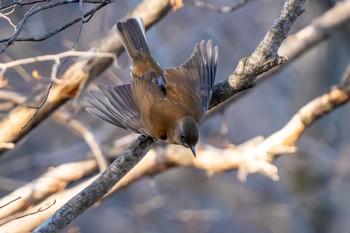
[116, 18, 152, 63]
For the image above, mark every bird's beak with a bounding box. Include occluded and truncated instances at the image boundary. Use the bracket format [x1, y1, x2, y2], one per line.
[190, 145, 196, 158]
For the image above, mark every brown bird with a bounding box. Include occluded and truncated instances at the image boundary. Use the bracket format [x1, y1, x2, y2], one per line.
[86, 18, 218, 157]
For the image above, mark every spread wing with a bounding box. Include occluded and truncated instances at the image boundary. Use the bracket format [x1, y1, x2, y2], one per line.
[85, 84, 144, 134]
[163, 40, 218, 119]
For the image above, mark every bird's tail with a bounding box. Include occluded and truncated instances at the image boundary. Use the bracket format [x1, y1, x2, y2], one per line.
[115, 18, 161, 78]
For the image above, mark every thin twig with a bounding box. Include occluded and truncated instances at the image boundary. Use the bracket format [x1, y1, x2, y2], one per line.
[0, 51, 116, 78]
[54, 0, 85, 78]
[0, 7, 16, 28]
[0, 1, 79, 53]
[16, 200, 56, 220]
[82, 0, 109, 23]
[21, 81, 54, 130]
[0, 200, 57, 226]
[0, 1, 53, 10]
[0, 197, 21, 209]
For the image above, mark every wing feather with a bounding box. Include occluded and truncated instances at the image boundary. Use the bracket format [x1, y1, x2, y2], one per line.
[85, 84, 144, 133]
[163, 40, 218, 119]
[132, 71, 164, 118]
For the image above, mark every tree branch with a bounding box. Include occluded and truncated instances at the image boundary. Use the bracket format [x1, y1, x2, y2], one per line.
[209, 0, 305, 109]
[33, 135, 154, 233]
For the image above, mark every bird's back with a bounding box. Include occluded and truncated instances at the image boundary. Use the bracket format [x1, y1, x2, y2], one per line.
[141, 81, 203, 141]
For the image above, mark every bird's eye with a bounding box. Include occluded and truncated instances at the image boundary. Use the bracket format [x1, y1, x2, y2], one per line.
[180, 135, 185, 142]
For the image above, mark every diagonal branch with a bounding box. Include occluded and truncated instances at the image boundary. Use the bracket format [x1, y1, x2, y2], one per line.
[208, 0, 305, 109]
[33, 135, 154, 233]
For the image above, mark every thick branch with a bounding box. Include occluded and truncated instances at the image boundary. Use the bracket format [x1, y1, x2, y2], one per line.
[33, 136, 154, 233]
[209, 0, 305, 109]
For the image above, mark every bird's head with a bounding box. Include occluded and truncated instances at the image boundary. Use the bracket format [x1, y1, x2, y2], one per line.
[173, 117, 199, 157]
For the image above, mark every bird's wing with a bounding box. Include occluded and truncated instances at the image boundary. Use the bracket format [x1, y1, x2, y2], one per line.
[163, 40, 218, 119]
[132, 71, 164, 116]
[85, 84, 145, 134]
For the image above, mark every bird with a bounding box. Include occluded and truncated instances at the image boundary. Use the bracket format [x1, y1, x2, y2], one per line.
[85, 18, 218, 157]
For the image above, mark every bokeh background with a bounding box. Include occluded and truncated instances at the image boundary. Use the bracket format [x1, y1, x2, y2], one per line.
[1, 0, 350, 232]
